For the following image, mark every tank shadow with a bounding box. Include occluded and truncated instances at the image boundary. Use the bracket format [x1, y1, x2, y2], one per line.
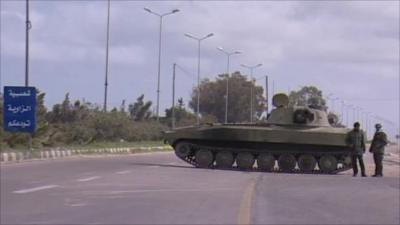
[129, 162, 348, 175]
[129, 162, 194, 169]
[209, 167, 345, 175]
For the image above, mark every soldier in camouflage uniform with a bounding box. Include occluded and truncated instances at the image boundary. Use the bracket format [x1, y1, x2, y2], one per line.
[369, 124, 388, 177]
[346, 122, 367, 177]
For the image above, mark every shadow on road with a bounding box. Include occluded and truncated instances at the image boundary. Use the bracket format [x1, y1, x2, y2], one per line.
[129, 162, 195, 169]
[129, 161, 351, 176]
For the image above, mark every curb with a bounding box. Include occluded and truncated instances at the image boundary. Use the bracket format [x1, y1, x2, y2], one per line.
[0, 146, 172, 163]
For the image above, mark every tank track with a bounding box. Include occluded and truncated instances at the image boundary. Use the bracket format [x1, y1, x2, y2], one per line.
[176, 142, 352, 174]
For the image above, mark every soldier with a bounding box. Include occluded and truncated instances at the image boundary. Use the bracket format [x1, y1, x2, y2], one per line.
[346, 122, 367, 177]
[369, 124, 388, 177]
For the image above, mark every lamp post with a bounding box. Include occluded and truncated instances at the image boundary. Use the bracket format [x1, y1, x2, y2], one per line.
[25, 0, 31, 87]
[103, 0, 111, 112]
[217, 47, 241, 123]
[331, 97, 339, 113]
[326, 94, 339, 113]
[241, 63, 263, 123]
[172, 63, 176, 129]
[364, 111, 371, 139]
[144, 7, 180, 121]
[347, 104, 355, 125]
[184, 32, 214, 125]
[254, 75, 269, 119]
[25, 0, 32, 150]
[340, 100, 345, 125]
[356, 106, 362, 122]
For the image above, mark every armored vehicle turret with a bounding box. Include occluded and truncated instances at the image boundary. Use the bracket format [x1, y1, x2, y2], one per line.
[164, 93, 352, 174]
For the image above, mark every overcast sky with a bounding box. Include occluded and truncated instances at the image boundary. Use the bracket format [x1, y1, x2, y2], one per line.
[1, 1, 399, 136]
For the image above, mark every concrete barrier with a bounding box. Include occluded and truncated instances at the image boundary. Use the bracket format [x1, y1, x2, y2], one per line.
[9, 152, 17, 161]
[24, 152, 31, 159]
[1, 153, 8, 162]
[1, 145, 171, 163]
[17, 152, 24, 161]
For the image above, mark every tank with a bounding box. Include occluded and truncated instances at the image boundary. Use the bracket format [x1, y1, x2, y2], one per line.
[163, 93, 352, 174]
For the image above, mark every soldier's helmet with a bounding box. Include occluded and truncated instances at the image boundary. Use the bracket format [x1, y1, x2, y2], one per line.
[375, 123, 382, 129]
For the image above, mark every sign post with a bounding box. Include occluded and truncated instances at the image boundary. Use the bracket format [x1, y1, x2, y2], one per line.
[3, 86, 37, 141]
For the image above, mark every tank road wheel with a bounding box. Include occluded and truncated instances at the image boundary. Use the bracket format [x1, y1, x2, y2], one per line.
[236, 152, 255, 170]
[215, 151, 234, 168]
[278, 154, 296, 172]
[174, 142, 192, 159]
[195, 150, 214, 168]
[257, 154, 275, 171]
[298, 154, 317, 173]
[319, 155, 338, 173]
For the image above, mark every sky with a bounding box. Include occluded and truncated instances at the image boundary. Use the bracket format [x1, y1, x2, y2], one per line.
[1, 0, 399, 137]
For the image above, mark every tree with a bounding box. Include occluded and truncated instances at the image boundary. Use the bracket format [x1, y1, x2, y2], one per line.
[165, 98, 196, 127]
[189, 72, 265, 123]
[128, 94, 153, 121]
[288, 86, 345, 127]
[288, 86, 327, 111]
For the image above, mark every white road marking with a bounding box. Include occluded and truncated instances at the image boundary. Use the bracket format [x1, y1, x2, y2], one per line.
[115, 170, 131, 174]
[77, 176, 101, 182]
[70, 203, 86, 207]
[13, 185, 59, 194]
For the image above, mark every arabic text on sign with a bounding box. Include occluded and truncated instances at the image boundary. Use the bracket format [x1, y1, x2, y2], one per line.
[8, 89, 32, 98]
[8, 120, 32, 128]
[7, 104, 32, 114]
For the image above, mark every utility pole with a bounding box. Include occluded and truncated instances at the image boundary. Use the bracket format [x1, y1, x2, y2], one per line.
[340, 100, 345, 125]
[272, 80, 275, 98]
[172, 63, 176, 129]
[103, 0, 110, 112]
[265, 76, 268, 116]
[345, 105, 349, 127]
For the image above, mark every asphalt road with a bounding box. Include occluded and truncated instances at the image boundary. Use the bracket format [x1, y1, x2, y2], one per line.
[1, 150, 399, 225]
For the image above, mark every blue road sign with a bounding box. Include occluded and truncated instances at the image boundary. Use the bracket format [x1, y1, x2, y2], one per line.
[3, 86, 37, 133]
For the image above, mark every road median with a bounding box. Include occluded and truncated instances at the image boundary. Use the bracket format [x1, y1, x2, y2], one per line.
[0, 146, 173, 163]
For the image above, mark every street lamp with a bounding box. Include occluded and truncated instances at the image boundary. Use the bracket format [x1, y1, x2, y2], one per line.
[355, 106, 362, 122]
[217, 47, 241, 123]
[326, 93, 339, 113]
[25, 0, 31, 87]
[347, 104, 355, 125]
[184, 32, 214, 125]
[241, 63, 263, 123]
[103, 0, 111, 112]
[364, 111, 371, 139]
[340, 100, 345, 125]
[144, 7, 180, 121]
